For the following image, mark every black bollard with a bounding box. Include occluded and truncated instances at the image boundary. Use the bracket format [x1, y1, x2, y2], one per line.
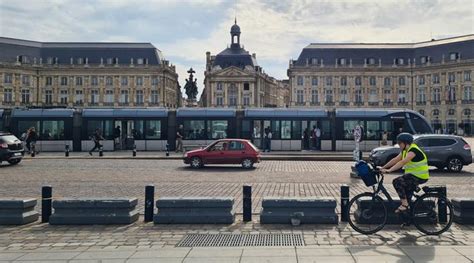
[340, 184, 350, 222]
[65, 144, 70, 157]
[31, 143, 36, 157]
[243, 185, 252, 222]
[133, 144, 137, 157]
[41, 185, 52, 223]
[165, 143, 169, 157]
[99, 146, 103, 157]
[144, 185, 155, 222]
[438, 186, 447, 223]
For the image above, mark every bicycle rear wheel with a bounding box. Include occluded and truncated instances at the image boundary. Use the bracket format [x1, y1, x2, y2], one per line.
[412, 193, 453, 235]
[347, 192, 387, 235]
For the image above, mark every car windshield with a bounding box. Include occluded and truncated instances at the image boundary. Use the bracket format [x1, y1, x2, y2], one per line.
[0, 135, 20, 143]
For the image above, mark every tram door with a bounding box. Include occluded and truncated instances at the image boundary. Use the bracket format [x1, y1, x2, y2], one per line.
[301, 121, 317, 150]
[114, 120, 135, 150]
[252, 120, 271, 150]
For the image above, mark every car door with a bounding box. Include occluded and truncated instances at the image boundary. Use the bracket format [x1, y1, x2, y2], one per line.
[203, 141, 224, 164]
[225, 141, 242, 164]
[428, 138, 457, 164]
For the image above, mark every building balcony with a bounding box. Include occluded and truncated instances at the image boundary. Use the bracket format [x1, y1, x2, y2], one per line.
[74, 102, 84, 107]
[339, 101, 350, 106]
[446, 100, 457, 105]
[368, 102, 379, 106]
[354, 102, 364, 106]
[295, 102, 305, 106]
[310, 102, 320, 106]
[119, 102, 129, 106]
[416, 101, 427, 106]
[103, 102, 114, 106]
[383, 101, 393, 106]
[136, 102, 145, 106]
[397, 102, 409, 106]
[324, 102, 335, 106]
[462, 99, 474, 104]
[431, 101, 441, 105]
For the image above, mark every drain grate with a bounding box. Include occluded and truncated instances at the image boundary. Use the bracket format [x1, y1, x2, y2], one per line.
[177, 233, 305, 247]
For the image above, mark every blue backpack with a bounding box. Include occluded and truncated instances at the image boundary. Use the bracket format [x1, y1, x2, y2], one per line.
[355, 161, 377, 186]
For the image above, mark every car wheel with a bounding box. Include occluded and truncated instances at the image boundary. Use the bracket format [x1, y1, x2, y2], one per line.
[8, 159, 21, 165]
[190, 157, 202, 169]
[447, 157, 463, 172]
[241, 158, 254, 169]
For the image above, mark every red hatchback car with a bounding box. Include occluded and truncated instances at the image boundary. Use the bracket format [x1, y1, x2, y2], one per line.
[184, 139, 261, 169]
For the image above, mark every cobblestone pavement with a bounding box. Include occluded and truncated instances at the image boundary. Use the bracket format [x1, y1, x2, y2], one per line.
[0, 159, 474, 253]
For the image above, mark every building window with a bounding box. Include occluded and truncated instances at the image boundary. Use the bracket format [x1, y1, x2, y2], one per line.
[464, 86, 472, 101]
[297, 90, 304, 104]
[432, 88, 441, 102]
[20, 90, 30, 104]
[3, 88, 12, 103]
[106, 76, 113, 86]
[137, 58, 144, 65]
[447, 86, 456, 102]
[399, 76, 406, 86]
[45, 77, 52, 86]
[136, 90, 144, 105]
[369, 77, 376, 86]
[448, 109, 456, 115]
[355, 89, 363, 103]
[366, 57, 376, 65]
[396, 58, 404, 65]
[417, 88, 426, 102]
[325, 89, 333, 103]
[77, 57, 84, 64]
[46, 57, 54, 64]
[419, 110, 425, 116]
[91, 76, 98, 86]
[136, 76, 143, 86]
[217, 82, 223, 91]
[244, 83, 250, 91]
[355, 76, 362, 86]
[107, 58, 113, 65]
[152, 77, 159, 86]
[216, 95, 223, 106]
[45, 90, 52, 105]
[60, 90, 68, 104]
[450, 52, 459, 61]
[22, 75, 30, 86]
[105, 90, 114, 104]
[340, 76, 347, 86]
[90, 90, 98, 104]
[433, 109, 440, 116]
[121, 76, 128, 86]
[337, 58, 347, 65]
[76, 77, 83, 86]
[383, 77, 390, 86]
[120, 90, 129, 104]
[464, 71, 471, 82]
[243, 94, 250, 106]
[60, 77, 68, 86]
[398, 89, 406, 103]
[75, 90, 84, 105]
[311, 58, 318, 65]
[340, 89, 348, 102]
[4, 73, 13, 84]
[433, 74, 440, 84]
[418, 76, 425, 85]
[311, 77, 318, 86]
[449, 73, 456, 84]
[297, 76, 304, 86]
[420, 56, 430, 64]
[325, 76, 332, 86]
[228, 84, 237, 106]
[369, 89, 377, 102]
[383, 90, 391, 103]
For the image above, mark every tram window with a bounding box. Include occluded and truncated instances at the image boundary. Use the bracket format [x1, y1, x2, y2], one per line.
[253, 121, 262, 139]
[292, 121, 302, 140]
[241, 120, 251, 139]
[321, 121, 331, 140]
[104, 120, 115, 140]
[184, 120, 205, 140]
[18, 121, 39, 139]
[208, 120, 228, 139]
[381, 121, 394, 140]
[343, 120, 363, 140]
[271, 120, 280, 139]
[145, 120, 161, 139]
[86, 121, 102, 138]
[133, 120, 144, 140]
[42, 121, 65, 140]
[281, 121, 291, 139]
[366, 121, 380, 140]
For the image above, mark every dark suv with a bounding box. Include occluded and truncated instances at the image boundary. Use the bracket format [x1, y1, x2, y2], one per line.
[369, 134, 472, 172]
[0, 132, 24, 165]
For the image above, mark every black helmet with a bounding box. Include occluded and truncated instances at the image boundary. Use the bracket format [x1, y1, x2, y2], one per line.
[396, 132, 413, 144]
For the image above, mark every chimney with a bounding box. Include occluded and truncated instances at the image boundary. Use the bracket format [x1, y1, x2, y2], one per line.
[252, 53, 256, 59]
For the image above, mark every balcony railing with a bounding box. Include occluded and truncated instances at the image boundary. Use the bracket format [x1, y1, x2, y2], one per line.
[295, 102, 305, 106]
[104, 102, 114, 106]
[324, 102, 335, 106]
[368, 102, 379, 106]
[339, 101, 350, 106]
[383, 101, 393, 106]
[446, 100, 457, 105]
[431, 101, 441, 105]
[354, 102, 364, 106]
[310, 102, 320, 106]
[397, 101, 409, 106]
[416, 101, 427, 106]
[462, 99, 474, 104]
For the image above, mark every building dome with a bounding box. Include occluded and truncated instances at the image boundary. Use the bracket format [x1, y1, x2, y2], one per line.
[231, 23, 241, 34]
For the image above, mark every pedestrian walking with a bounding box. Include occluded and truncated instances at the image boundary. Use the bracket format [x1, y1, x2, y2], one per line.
[303, 128, 309, 150]
[25, 127, 38, 154]
[311, 126, 317, 150]
[114, 126, 121, 149]
[89, 129, 104, 156]
[315, 126, 321, 150]
[176, 124, 184, 152]
[266, 127, 272, 152]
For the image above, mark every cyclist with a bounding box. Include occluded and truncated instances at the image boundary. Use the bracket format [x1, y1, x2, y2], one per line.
[379, 132, 429, 213]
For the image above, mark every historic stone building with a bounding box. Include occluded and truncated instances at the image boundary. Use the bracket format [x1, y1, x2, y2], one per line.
[200, 21, 289, 108]
[0, 37, 181, 109]
[288, 35, 474, 135]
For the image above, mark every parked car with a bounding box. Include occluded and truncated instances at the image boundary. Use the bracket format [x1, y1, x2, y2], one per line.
[369, 134, 472, 172]
[0, 132, 24, 165]
[184, 139, 261, 169]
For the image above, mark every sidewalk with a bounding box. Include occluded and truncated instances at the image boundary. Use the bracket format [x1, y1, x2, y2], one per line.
[1, 245, 473, 262]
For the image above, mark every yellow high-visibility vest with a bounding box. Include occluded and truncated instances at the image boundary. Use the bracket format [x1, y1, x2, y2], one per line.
[402, 143, 429, 180]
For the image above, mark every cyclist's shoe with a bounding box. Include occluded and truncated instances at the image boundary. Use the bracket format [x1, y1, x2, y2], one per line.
[395, 204, 409, 214]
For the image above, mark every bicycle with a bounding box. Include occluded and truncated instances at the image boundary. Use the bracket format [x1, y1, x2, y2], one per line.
[346, 162, 453, 235]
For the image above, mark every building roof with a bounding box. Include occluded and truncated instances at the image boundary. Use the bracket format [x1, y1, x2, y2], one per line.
[0, 37, 164, 65]
[294, 34, 474, 66]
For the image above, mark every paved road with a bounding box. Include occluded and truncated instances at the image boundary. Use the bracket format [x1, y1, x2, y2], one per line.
[1, 159, 473, 213]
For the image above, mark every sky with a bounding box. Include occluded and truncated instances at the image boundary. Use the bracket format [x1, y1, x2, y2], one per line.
[1, 0, 473, 97]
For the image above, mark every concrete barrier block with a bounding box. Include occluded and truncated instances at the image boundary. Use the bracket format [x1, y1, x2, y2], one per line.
[453, 198, 474, 225]
[49, 198, 139, 225]
[260, 197, 338, 224]
[0, 199, 39, 225]
[154, 197, 234, 224]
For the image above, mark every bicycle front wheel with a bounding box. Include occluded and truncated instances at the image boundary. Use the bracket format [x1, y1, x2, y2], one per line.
[412, 193, 453, 235]
[347, 192, 387, 235]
